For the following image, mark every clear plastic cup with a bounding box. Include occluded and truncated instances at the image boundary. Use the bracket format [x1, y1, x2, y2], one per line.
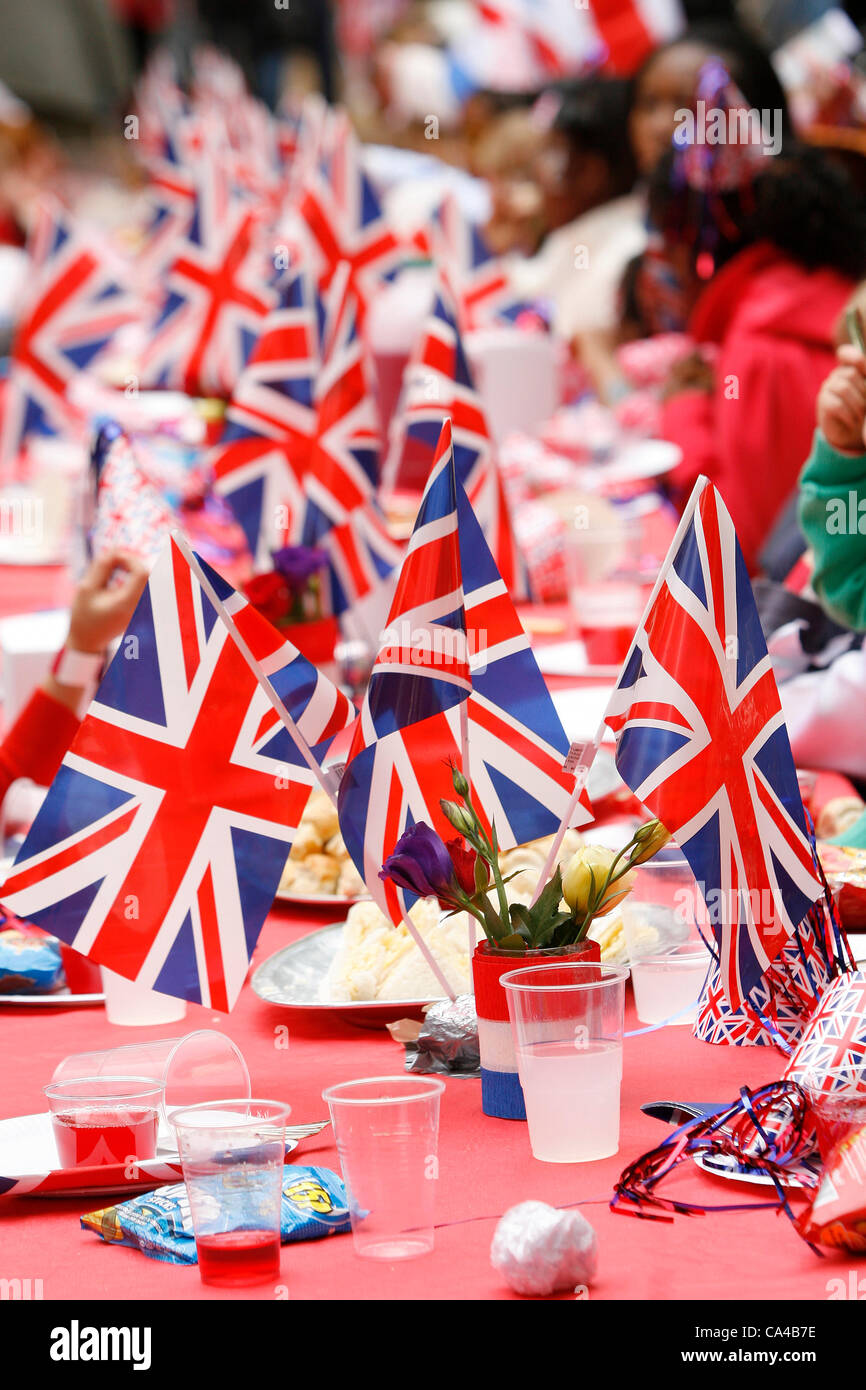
[502, 963, 629, 1163]
[322, 1075, 445, 1260]
[621, 849, 709, 1024]
[627, 944, 711, 1025]
[801, 1077, 866, 1161]
[43, 1075, 161, 1169]
[51, 1031, 251, 1141]
[100, 966, 187, 1026]
[170, 1099, 291, 1288]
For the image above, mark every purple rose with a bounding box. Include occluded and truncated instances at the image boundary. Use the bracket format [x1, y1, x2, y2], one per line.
[379, 823, 458, 905]
[271, 545, 329, 590]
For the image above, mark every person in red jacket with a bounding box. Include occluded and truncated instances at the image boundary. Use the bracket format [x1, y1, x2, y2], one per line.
[647, 144, 866, 573]
[0, 550, 147, 811]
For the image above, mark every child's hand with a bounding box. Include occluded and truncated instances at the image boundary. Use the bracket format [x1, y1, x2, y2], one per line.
[817, 344, 866, 453]
[67, 550, 148, 655]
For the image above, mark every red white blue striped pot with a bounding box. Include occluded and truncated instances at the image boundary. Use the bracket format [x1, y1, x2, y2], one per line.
[472, 938, 601, 1120]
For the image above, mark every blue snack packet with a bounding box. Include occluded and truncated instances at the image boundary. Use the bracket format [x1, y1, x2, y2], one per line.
[0, 926, 63, 993]
[81, 1165, 351, 1263]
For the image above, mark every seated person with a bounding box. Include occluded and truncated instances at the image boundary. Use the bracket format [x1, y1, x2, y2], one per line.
[0, 551, 147, 812]
[506, 75, 645, 342]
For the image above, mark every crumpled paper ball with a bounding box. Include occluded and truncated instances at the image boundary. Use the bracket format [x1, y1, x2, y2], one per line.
[490, 1201, 598, 1297]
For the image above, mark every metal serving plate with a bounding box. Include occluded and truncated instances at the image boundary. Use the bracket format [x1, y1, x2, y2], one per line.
[250, 923, 443, 1029]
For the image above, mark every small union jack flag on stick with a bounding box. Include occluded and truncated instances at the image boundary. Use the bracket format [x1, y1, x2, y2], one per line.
[0, 536, 354, 1010]
[294, 110, 404, 321]
[338, 419, 591, 989]
[0, 200, 135, 477]
[140, 145, 275, 398]
[603, 476, 822, 1008]
[299, 261, 400, 642]
[384, 276, 524, 598]
[211, 264, 319, 568]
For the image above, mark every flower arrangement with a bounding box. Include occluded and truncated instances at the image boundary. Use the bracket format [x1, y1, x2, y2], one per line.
[380, 765, 670, 953]
[243, 545, 330, 629]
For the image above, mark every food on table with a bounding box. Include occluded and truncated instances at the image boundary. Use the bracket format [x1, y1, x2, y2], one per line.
[816, 841, 866, 928]
[321, 828, 639, 1001]
[815, 796, 865, 841]
[322, 899, 481, 1002]
[0, 925, 63, 993]
[278, 789, 367, 899]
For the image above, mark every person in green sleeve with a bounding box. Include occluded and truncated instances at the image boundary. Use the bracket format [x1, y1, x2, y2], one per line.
[798, 334, 866, 846]
[800, 339, 866, 630]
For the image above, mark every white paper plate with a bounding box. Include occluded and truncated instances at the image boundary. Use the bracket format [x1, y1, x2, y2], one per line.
[693, 1150, 819, 1189]
[578, 440, 682, 489]
[0, 1112, 299, 1198]
[0, 988, 104, 1008]
[273, 890, 370, 908]
[251, 922, 442, 1027]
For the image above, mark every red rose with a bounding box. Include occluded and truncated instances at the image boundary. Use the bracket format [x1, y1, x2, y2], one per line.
[244, 571, 291, 626]
[446, 838, 486, 897]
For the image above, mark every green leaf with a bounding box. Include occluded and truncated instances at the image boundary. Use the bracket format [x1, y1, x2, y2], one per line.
[529, 865, 566, 925]
[496, 933, 527, 952]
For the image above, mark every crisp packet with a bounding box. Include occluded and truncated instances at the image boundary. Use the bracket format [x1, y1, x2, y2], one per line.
[81, 1166, 350, 1264]
[0, 925, 63, 993]
[796, 1125, 866, 1252]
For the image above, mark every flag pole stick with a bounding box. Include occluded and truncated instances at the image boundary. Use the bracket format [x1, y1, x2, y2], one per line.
[458, 697, 475, 963]
[528, 721, 606, 907]
[528, 476, 713, 908]
[399, 906, 459, 1001]
[177, 535, 343, 806]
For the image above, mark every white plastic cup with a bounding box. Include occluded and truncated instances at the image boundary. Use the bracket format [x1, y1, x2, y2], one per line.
[621, 850, 710, 1025]
[502, 963, 629, 1163]
[628, 945, 711, 1026]
[323, 1075, 445, 1260]
[100, 967, 187, 1027]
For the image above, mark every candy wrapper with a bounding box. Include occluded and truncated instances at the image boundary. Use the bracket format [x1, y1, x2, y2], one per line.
[82, 1166, 351, 1263]
[797, 1124, 866, 1252]
[0, 924, 63, 993]
[389, 995, 480, 1076]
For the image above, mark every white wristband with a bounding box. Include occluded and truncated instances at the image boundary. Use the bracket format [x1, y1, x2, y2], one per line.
[52, 647, 104, 688]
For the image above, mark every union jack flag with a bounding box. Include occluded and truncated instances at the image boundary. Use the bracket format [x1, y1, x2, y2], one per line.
[604, 477, 822, 1008]
[0, 538, 354, 1011]
[338, 420, 472, 922]
[299, 262, 399, 637]
[785, 971, 866, 1094]
[140, 147, 275, 398]
[211, 265, 320, 569]
[295, 111, 404, 320]
[385, 276, 524, 598]
[0, 202, 134, 475]
[428, 193, 518, 332]
[339, 418, 590, 915]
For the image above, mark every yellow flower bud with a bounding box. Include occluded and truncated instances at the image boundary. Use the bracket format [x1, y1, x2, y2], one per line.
[562, 845, 635, 916]
[628, 819, 672, 866]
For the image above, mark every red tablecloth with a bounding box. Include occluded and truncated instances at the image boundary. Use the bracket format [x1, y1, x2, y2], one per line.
[0, 566, 850, 1300]
[0, 900, 846, 1302]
